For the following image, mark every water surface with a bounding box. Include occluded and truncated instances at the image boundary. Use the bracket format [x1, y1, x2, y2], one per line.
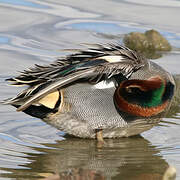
[0, 0, 180, 179]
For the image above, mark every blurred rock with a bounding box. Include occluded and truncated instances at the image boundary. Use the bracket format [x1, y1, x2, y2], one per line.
[123, 29, 171, 59]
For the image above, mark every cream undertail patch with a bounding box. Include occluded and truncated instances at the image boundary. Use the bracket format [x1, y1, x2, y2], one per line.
[38, 91, 59, 109]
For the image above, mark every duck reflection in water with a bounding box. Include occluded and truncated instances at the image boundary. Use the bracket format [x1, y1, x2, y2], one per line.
[2, 136, 175, 180]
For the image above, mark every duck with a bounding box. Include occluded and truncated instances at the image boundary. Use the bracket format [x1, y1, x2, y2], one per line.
[3, 43, 175, 141]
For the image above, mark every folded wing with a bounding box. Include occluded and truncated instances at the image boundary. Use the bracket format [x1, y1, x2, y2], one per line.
[4, 44, 147, 112]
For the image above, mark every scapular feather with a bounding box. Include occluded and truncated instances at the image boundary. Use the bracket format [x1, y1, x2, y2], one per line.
[3, 44, 147, 111]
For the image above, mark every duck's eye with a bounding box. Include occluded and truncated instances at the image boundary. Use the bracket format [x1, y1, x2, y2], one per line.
[126, 87, 132, 93]
[125, 87, 142, 94]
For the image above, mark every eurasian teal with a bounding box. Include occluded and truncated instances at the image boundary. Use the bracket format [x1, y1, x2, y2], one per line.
[3, 44, 175, 141]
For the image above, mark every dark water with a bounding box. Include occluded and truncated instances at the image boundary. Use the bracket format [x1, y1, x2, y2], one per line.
[0, 0, 180, 179]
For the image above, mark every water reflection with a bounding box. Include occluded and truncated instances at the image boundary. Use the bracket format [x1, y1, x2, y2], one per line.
[0, 137, 169, 179]
[0, 0, 48, 9]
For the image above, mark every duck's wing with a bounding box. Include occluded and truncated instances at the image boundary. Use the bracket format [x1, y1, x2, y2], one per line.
[4, 44, 147, 111]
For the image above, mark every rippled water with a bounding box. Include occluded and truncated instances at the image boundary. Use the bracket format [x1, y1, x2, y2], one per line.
[0, 0, 180, 179]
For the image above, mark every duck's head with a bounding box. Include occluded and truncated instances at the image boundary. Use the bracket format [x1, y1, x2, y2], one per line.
[114, 76, 174, 117]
